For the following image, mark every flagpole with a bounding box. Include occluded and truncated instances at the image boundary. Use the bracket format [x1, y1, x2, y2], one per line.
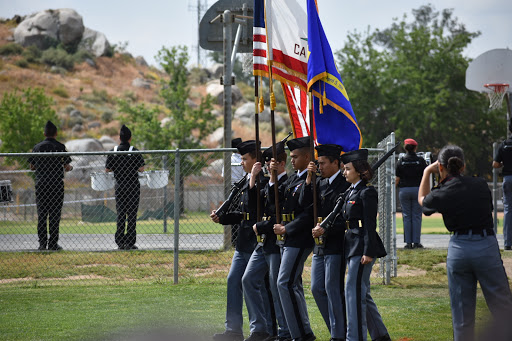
[268, 60, 281, 226]
[308, 91, 317, 224]
[255, 76, 262, 222]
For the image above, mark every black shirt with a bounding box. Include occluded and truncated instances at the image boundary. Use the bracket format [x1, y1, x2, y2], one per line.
[494, 139, 512, 176]
[29, 138, 72, 184]
[396, 152, 427, 187]
[105, 142, 145, 186]
[422, 175, 493, 232]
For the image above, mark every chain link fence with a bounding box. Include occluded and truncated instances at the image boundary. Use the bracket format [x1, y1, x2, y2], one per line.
[0, 138, 395, 286]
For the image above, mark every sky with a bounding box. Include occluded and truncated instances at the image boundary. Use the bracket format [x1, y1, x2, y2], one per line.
[1, 0, 511, 70]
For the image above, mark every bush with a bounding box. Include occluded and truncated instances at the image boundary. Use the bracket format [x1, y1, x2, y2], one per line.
[101, 110, 114, 123]
[52, 86, 69, 98]
[73, 49, 94, 64]
[0, 43, 23, 56]
[41, 47, 74, 70]
[15, 59, 29, 68]
[22, 45, 42, 63]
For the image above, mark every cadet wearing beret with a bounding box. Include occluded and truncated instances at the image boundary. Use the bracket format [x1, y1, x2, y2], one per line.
[395, 138, 427, 249]
[299, 144, 350, 340]
[211, 140, 271, 341]
[29, 121, 73, 251]
[241, 141, 291, 341]
[105, 125, 145, 250]
[268, 136, 316, 341]
[420, 145, 512, 341]
[339, 149, 389, 341]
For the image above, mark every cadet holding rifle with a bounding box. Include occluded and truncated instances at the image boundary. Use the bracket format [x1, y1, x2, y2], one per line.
[299, 144, 350, 341]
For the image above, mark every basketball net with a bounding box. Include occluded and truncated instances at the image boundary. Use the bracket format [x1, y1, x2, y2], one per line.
[484, 83, 509, 110]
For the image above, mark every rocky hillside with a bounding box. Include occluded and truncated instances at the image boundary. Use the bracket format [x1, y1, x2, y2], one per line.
[0, 9, 291, 152]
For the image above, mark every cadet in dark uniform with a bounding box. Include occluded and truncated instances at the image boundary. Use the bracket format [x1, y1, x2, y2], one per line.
[340, 149, 388, 341]
[419, 145, 512, 341]
[395, 138, 427, 249]
[105, 125, 145, 250]
[211, 140, 263, 341]
[300, 144, 350, 341]
[269, 136, 315, 341]
[29, 121, 73, 251]
[242, 142, 290, 341]
[492, 121, 512, 250]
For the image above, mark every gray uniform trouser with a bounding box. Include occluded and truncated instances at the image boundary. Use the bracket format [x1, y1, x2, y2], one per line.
[447, 232, 512, 341]
[277, 246, 313, 339]
[242, 248, 290, 338]
[345, 257, 388, 341]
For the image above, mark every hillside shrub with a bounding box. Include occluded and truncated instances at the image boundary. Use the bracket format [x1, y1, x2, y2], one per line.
[22, 45, 42, 63]
[0, 43, 23, 56]
[101, 110, 114, 123]
[15, 59, 29, 68]
[41, 47, 74, 70]
[52, 86, 69, 98]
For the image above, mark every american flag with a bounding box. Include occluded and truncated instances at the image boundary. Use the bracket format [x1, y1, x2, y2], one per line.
[253, 0, 314, 141]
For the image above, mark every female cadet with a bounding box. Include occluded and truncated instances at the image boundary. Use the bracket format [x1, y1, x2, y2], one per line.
[418, 145, 512, 341]
[340, 149, 389, 341]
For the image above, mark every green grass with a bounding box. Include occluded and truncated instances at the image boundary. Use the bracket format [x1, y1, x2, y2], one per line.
[0, 211, 222, 234]
[0, 250, 510, 340]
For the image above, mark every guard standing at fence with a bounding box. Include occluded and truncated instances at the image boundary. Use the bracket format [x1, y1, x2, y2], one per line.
[420, 145, 512, 341]
[242, 142, 290, 341]
[299, 144, 350, 341]
[395, 138, 427, 249]
[340, 149, 389, 341]
[211, 140, 266, 341]
[105, 125, 145, 250]
[29, 120, 73, 251]
[268, 136, 315, 341]
[492, 121, 512, 251]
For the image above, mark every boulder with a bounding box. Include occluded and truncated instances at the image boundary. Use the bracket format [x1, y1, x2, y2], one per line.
[14, 10, 59, 49]
[57, 9, 84, 45]
[132, 78, 152, 89]
[206, 80, 244, 106]
[78, 27, 111, 57]
[135, 56, 148, 67]
[88, 121, 101, 129]
[14, 9, 84, 49]
[207, 127, 224, 147]
[209, 63, 223, 79]
[204, 159, 224, 176]
[65, 138, 104, 152]
[69, 109, 82, 118]
[99, 136, 116, 151]
[234, 102, 287, 129]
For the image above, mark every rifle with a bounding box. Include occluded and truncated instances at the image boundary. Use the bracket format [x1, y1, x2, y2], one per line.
[214, 176, 246, 220]
[319, 142, 401, 230]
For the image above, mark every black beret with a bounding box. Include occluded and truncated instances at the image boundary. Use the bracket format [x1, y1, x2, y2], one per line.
[286, 136, 311, 151]
[44, 120, 57, 135]
[231, 138, 242, 149]
[120, 124, 132, 142]
[236, 140, 260, 156]
[340, 149, 369, 164]
[262, 142, 286, 162]
[316, 144, 343, 157]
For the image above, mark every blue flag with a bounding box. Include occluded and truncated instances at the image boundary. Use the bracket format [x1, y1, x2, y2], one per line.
[306, 0, 362, 151]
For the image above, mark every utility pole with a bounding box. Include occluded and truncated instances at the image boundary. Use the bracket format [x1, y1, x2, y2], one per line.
[188, 0, 208, 67]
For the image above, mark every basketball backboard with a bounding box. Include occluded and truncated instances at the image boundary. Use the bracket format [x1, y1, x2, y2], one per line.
[466, 48, 512, 93]
[199, 0, 254, 53]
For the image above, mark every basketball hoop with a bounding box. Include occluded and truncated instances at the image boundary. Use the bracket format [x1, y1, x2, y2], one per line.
[484, 83, 509, 110]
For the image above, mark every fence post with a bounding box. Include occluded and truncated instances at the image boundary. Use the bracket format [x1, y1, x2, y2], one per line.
[173, 150, 180, 284]
[163, 155, 168, 233]
[493, 142, 498, 233]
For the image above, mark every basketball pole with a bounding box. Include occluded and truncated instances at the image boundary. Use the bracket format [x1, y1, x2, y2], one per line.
[506, 93, 512, 138]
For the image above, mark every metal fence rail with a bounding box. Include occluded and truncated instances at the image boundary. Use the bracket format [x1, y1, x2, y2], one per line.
[0, 141, 395, 285]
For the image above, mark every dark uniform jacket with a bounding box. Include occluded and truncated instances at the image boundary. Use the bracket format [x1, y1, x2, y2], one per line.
[422, 175, 493, 232]
[255, 172, 288, 254]
[29, 138, 72, 185]
[219, 175, 258, 254]
[267, 171, 314, 249]
[105, 142, 145, 188]
[300, 171, 350, 255]
[494, 138, 512, 176]
[396, 152, 427, 187]
[341, 181, 386, 259]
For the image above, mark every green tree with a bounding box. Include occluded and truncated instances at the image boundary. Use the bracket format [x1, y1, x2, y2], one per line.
[0, 87, 58, 154]
[336, 5, 503, 177]
[119, 46, 218, 212]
